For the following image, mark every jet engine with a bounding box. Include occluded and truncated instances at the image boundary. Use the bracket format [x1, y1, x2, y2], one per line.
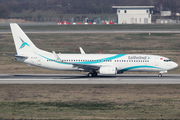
[99, 67, 117, 75]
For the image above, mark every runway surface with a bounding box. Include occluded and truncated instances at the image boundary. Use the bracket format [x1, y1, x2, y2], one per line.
[0, 74, 180, 84]
[1, 30, 180, 34]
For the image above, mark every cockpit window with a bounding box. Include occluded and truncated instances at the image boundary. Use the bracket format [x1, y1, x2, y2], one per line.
[164, 60, 171, 62]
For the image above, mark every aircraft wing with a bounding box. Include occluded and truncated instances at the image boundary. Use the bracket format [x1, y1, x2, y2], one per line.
[67, 62, 101, 70]
[52, 51, 100, 70]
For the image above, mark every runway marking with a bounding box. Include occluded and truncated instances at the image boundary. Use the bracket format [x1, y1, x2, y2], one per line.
[121, 79, 180, 81]
[0, 74, 180, 84]
[89, 79, 119, 81]
[0, 79, 89, 81]
[1, 30, 180, 34]
[0, 79, 179, 81]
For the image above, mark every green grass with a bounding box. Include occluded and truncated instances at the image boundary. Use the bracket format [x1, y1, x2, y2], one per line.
[13, 101, 113, 110]
[0, 101, 178, 119]
[0, 84, 180, 119]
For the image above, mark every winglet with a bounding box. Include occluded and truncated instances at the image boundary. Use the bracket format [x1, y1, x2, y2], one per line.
[52, 51, 61, 62]
[79, 47, 85, 54]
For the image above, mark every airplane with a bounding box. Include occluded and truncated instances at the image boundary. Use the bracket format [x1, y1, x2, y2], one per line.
[10, 23, 178, 77]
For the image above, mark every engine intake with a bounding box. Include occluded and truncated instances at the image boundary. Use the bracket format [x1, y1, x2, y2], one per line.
[99, 67, 117, 75]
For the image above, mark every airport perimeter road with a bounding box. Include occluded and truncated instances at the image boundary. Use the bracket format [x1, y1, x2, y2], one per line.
[1, 30, 180, 34]
[0, 74, 180, 84]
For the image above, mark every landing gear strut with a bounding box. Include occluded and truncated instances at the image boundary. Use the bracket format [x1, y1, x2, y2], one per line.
[88, 71, 98, 77]
[92, 72, 97, 77]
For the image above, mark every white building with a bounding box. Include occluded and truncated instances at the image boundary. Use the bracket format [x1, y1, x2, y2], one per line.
[112, 6, 154, 24]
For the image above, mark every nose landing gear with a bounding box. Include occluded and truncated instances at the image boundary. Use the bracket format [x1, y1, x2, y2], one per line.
[158, 73, 162, 77]
[158, 71, 167, 77]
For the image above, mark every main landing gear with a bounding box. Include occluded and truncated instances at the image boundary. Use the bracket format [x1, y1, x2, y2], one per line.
[88, 71, 98, 77]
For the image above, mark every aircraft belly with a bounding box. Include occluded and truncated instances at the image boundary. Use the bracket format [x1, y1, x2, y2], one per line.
[43, 62, 77, 71]
[56, 64, 77, 71]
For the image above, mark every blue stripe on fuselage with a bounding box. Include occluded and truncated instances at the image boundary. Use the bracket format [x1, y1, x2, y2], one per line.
[34, 52, 70, 65]
[34, 53, 126, 65]
[121, 65, 162, 71]
[75, 54, 126, 64]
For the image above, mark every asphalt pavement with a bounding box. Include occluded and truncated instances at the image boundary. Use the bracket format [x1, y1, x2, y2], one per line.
[0, 74, 180, 84]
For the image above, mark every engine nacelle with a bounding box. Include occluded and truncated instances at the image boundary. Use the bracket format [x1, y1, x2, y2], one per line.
[99, 67, 117, 75]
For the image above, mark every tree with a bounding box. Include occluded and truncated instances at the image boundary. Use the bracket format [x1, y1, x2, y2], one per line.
[0, 4, 10, 18]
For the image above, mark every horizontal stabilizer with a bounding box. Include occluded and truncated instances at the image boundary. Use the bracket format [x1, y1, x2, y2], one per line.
[15, 55, 28, 58]
[3, 53, 28, 58]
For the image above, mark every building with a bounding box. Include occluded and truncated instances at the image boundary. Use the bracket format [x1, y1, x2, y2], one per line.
[112, 6, 154, 24]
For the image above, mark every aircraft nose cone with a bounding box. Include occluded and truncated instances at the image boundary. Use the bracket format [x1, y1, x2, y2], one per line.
[173, 62, 178, 68]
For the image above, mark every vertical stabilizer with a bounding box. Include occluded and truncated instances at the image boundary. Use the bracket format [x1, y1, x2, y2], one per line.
[10, 23, 38, 55]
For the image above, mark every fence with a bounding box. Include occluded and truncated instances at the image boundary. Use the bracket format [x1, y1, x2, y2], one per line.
[4, 17, 117, 23]
[2, 15, 180, 24]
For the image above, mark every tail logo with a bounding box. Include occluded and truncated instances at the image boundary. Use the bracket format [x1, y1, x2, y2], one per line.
[19, 37, 30, 49]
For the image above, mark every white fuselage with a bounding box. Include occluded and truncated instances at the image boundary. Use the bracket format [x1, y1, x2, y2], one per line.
[10, 23, 178, 76]
[16, 53, 178, 73]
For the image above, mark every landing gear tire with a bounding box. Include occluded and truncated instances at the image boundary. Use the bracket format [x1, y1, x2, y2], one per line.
[88, 72, 98, 77]
[158, 74, 162, 77]
[92, 72, 97, 77]
[88, 73, 93, 77]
